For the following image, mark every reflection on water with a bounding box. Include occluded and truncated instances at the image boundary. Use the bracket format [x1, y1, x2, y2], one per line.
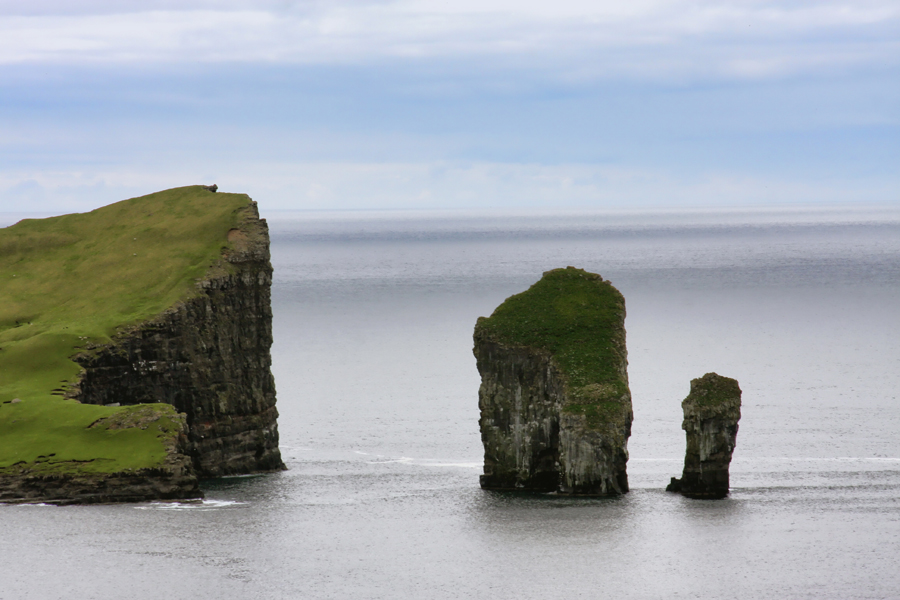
[2, 208, 899, 599]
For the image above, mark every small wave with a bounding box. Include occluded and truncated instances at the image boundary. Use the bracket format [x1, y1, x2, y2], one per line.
[740, 457, 900, 462]
[632, 457, 900, 463]
[364, 455, 481, 469]
[134, 499, 247, 511]
[366, 456, 413, 464]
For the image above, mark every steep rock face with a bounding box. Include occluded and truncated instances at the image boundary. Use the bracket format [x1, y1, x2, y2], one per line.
[558, 403, 631, 495]
[475, 267, 632, 496]
[476, 343, 563, 490]
[667, 373, 741, 499]
[67, 202, 284, 477]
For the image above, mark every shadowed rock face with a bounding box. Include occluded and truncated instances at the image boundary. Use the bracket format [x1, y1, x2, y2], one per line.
[667, 373, 742, 499]
[68, 202, 284, 477]
[475, 267, 632, 496]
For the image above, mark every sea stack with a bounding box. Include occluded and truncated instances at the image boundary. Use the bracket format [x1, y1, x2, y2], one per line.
[667, 373, 741, 499]
[474, 267, 632, 496]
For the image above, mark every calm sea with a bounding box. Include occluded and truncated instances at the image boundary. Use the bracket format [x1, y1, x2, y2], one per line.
[2, 207, 900, 599]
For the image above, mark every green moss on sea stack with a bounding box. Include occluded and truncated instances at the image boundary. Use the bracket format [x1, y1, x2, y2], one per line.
[475, 266, 630, 430]
[685, 372, 742, 409]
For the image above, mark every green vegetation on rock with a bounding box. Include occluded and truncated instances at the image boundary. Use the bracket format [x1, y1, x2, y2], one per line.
[0, 401, 185, 474]
[474, 267, 630, 428]
[684, 372, 742, 408]
[0, 186, 250, 475]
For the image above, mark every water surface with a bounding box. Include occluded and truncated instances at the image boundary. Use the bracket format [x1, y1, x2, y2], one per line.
[2, 207, 899, 599]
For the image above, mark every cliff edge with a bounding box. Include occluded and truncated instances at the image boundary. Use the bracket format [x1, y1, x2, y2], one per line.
[474, 267, 632, 496]
[0, 186, 284, 503]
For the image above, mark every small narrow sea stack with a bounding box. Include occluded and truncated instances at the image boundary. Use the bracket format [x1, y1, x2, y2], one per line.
[667, 373, 741, 499]
[474, 267, 632, 496]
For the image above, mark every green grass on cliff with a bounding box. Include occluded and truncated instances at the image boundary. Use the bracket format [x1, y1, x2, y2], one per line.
[475, 267, 630, 427]
[0, 186, 251, 474]
[0, 401, 184, 474]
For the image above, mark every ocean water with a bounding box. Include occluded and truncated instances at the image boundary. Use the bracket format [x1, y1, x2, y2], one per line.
[2, 207, 900, 599]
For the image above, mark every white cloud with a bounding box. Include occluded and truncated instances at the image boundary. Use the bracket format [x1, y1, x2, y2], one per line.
[2, 160, 895, 215]
[0, 1, 896, 81]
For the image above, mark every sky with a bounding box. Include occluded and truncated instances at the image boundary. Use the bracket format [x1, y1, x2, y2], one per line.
[0, 0, 897, 213]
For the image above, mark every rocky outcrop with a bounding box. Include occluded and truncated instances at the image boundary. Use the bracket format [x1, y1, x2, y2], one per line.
[66, 201, 284, 477]
[476, 343, 565, 491]
[667, 373, 741, 499]
[0, 406, 200, 505]
[475, 267, 632, 496]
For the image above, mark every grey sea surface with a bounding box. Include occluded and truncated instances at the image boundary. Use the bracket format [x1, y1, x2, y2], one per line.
[2, 206, 900, 599]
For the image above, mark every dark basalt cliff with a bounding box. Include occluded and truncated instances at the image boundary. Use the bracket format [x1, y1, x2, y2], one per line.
[475, 267, 632, 496]
[476, 342, 565, 491]
[66, 201, 285, 477]
[667, 372, 742, 499]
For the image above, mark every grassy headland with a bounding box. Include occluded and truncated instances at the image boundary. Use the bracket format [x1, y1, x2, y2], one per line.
[0, 186, 250, 475]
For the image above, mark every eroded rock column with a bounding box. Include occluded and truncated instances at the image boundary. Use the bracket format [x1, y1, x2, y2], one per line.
[667, 372, 741, 499]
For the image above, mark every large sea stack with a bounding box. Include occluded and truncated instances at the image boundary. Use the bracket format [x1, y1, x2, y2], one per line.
[0, 186, 284, 504]
[474, 267, 632, 496]
[667, 373, 741, 499]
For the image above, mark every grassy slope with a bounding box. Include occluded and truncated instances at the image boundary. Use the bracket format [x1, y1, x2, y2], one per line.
[475, 267, 630, 427]
[0, 186, 250, 473]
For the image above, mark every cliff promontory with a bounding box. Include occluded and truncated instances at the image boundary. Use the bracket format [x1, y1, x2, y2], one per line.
[474, 267, 632, 496]
[667, 373, 741, 499]
[0, 186, 284, 503]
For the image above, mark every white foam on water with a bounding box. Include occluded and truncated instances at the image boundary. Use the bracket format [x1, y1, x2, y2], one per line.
[634, 457, 900, 463]
[363, 455, 481, 468]
[134, 499, 247, 511]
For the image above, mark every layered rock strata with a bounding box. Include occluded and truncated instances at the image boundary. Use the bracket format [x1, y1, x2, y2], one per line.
[667, 373, 741, 499]
[475, 267, 632, 496]
[66, 201, 284, 477]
